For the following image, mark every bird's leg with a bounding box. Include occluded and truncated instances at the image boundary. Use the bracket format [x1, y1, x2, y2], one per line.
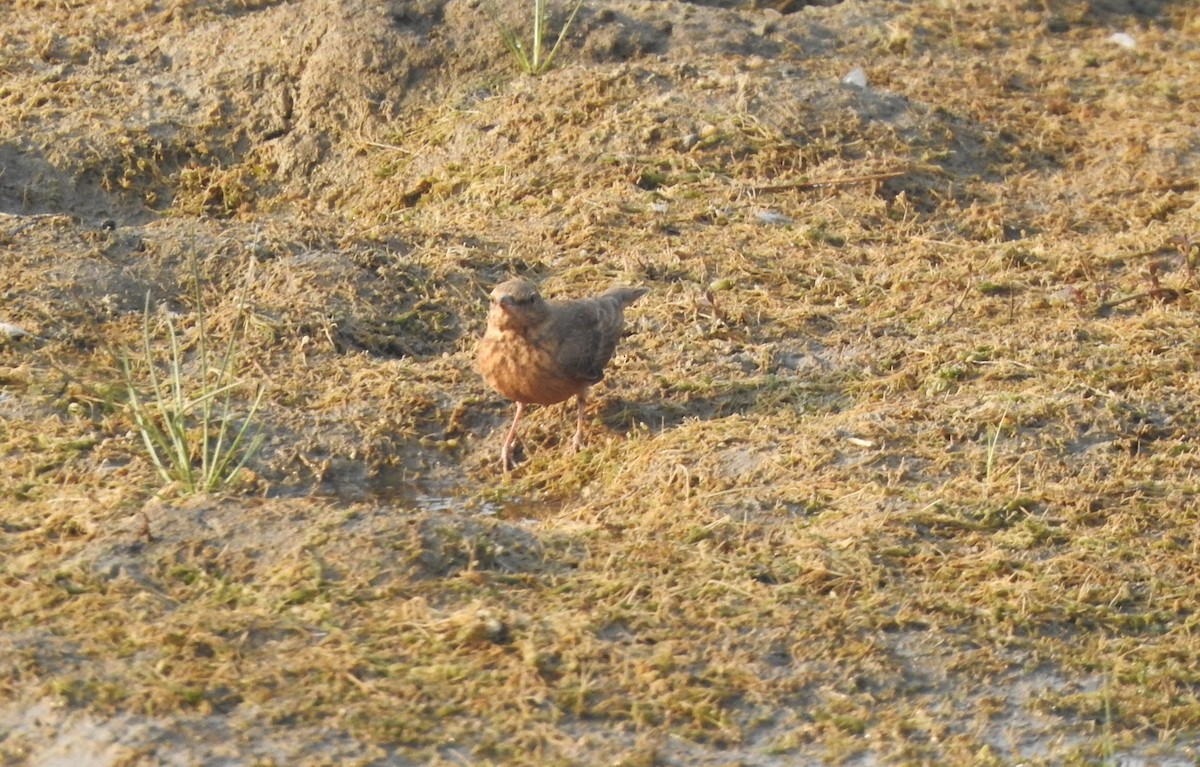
[501, 401, 526, 471]
[571, 391, 587, 453]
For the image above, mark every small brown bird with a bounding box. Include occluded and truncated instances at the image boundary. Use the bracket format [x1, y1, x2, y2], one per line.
[477, 277, 648, 470]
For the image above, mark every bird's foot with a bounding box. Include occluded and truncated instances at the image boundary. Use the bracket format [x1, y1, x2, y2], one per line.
[500, 440, 524, 472]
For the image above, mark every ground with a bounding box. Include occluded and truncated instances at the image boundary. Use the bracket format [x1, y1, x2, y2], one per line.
[2, 0, 1200, 764]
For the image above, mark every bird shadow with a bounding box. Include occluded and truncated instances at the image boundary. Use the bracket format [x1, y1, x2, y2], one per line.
[604, 374, 848, 432]
[472, 375, 846, 472]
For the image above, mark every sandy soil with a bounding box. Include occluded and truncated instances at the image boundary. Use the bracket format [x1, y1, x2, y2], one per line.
[3, 0, 1200, 764]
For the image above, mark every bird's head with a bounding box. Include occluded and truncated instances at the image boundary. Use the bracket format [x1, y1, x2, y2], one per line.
[489, 278, 548, 329]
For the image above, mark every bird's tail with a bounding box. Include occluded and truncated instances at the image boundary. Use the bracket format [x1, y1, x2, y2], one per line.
[603, 286, 649, 308]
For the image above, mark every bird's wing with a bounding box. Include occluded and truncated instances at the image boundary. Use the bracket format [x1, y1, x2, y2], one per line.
[548, 296, 627, 384]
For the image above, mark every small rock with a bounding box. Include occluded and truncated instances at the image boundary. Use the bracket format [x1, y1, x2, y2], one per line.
[0, 322, 35, 339]
[842, 67, 868, 89]
[1108, 32, 1136, 49]
[756, 210, 794, 226]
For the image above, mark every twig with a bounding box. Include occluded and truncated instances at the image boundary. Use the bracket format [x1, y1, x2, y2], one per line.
[745, 170, 906, 194]
[1098, 179, 1198, 198]
[138, 509, 155, 542]
[935, 278, 974, 330]
[358, 138, 418, 155]
[1101, 246, 1173, 265]
[1097, 287, 1188, 312]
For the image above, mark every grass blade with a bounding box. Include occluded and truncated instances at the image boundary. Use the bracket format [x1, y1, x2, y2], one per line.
[120, 256, 266, 496]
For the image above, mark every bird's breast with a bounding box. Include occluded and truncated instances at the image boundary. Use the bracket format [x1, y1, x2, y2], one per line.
[478, 324, 589, 406]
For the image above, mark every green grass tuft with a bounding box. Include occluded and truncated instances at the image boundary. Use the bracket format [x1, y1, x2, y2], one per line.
[120, 258, 265, 495]
[488, 0, 584, 75]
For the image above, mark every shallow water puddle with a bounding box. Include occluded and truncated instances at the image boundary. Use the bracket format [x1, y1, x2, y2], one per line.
[348, 463, 555, 519]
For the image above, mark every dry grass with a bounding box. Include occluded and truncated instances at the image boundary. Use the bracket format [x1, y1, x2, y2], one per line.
[2, 0, 1200, 764]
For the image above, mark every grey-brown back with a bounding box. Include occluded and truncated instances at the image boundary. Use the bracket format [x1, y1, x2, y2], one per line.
[537, 287, 648, 384]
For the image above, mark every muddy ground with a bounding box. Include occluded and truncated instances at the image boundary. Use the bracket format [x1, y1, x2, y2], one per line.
[2, 0, 1200, 764]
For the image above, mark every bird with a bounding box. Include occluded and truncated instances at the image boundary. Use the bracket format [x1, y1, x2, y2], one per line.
[477, 277, 649, 470]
